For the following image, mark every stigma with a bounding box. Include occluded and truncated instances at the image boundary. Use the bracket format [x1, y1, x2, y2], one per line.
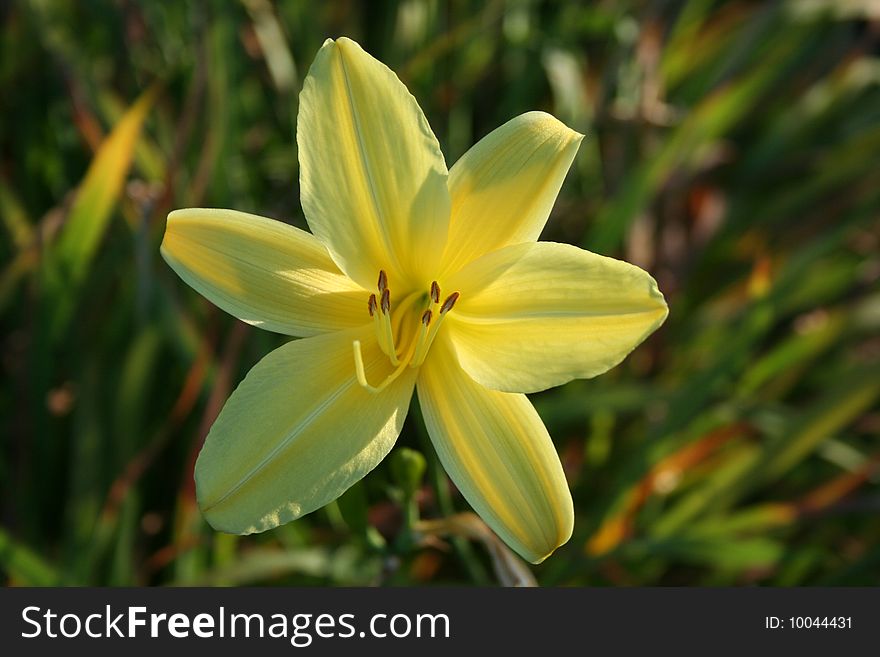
[353, 270, 459, 393]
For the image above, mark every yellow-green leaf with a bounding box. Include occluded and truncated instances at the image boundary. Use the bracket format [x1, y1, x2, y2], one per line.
[55, 86, 156, 281]
[45, 85, 157, 336]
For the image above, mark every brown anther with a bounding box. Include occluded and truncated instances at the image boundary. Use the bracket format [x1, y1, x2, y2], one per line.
[377, 270, 388, 293]
[430, 281, 440, 304]
[380, 288, 391, 314]
[421, 309, 433, 326]
[440, 292, 460, 314]
[368, 294, 378, 317]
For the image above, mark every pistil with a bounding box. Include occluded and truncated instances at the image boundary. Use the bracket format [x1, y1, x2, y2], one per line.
[352, 338, 417, 394]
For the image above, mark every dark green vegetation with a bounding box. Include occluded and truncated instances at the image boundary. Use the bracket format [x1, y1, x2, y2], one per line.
[2, 0, 878, 586]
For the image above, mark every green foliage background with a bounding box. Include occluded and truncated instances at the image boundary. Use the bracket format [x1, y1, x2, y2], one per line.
[2, 0, 879, 586]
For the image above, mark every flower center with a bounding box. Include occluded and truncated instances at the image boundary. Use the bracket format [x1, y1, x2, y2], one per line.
[352, 270, 459, 393]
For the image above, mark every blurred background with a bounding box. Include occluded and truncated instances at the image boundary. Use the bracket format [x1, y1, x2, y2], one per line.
[2, 0, 879, 586]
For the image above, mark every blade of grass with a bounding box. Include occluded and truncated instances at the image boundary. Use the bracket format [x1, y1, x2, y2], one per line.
[0, 526, 61, 586]
[653, 370, 880, 535]
[43, 85, 157, 340]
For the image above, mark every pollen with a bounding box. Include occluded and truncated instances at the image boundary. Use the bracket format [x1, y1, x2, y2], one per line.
[440, 291, 459, 314]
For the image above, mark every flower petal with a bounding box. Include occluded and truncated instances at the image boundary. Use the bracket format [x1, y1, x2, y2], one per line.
[161, 208, 366, 337]
[445, 241, 668, 393]
[297, 37, 450, 290]
[417, 333, 573, 564]
[440, 112, 582, 275]
[196, 327, 417, 534]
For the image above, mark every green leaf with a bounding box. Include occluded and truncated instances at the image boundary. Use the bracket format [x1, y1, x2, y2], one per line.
[43, 85, 158, 339]
[0, 527, 61, 586]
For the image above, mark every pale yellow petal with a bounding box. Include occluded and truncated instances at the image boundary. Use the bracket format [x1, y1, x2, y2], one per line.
[417, 333, 573, 564]
[440, 112, 582, 275]
[298, 37, 450, 290]
[161, 208, 366, 337]
[196, 327, 417, 534]
[445, 241, 668, 393]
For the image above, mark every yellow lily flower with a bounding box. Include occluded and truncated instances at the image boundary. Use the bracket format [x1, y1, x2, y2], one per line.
[161, 37, 668, 564]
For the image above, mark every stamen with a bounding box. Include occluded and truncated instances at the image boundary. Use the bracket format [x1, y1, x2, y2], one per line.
[440, 291, 460, 314]
[369, 293, 387, 355]
[409, 312, 433, 368]
[378, 288, 399, 365]
[411, 291, 461, 367]
[364, 276, 461, 374]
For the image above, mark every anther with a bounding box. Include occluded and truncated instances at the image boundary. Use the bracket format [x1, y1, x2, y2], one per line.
[410, 292, 460, 368]
[365, 281, 458, 373]
[440, 292, 460, 314]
